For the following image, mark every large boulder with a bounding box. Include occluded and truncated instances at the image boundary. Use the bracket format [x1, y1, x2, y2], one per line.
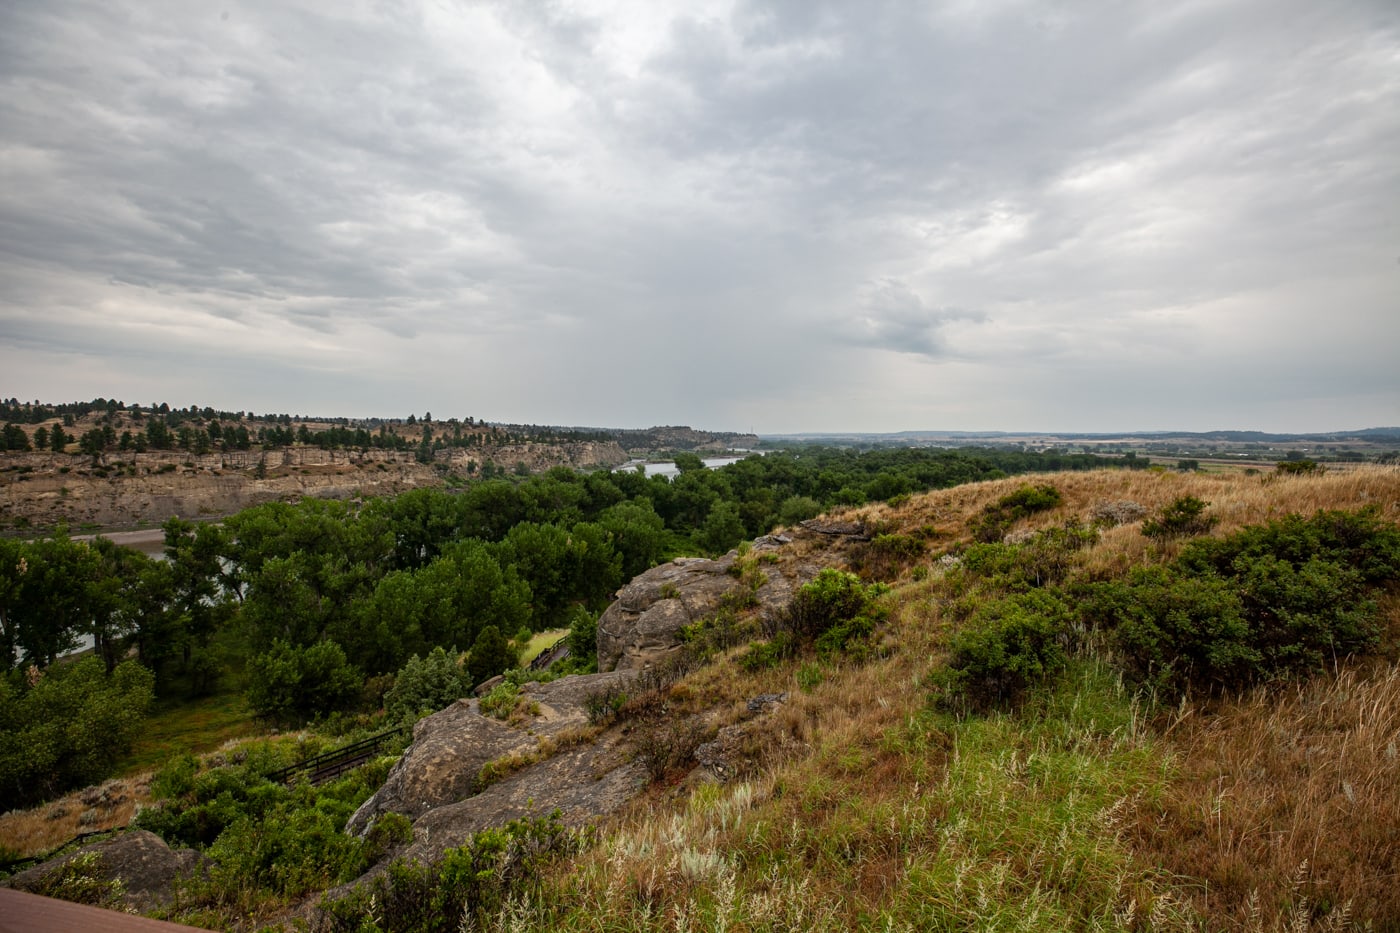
[406, 730, 644, 859]
[597, 535, 828, 672]
[345, 670, 634, 837]
[3, 830, 205, 913]
[596, 555, 744, 672]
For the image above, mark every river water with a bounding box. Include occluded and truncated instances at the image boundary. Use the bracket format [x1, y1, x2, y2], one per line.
[617, 454, 756, 480]
[73, 528, 168, 559]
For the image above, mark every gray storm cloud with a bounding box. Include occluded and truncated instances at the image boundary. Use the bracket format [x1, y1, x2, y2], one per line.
[1, 0, 1396, 431]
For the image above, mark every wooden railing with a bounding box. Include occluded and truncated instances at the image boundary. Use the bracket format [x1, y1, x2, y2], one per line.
[265, 725, 409, 786]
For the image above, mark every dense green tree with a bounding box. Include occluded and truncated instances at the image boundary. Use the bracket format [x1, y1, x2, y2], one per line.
[370, 487, 465, 571]
[348, 544, 532, 675]
[163, 518, 234, 645]
[672, 452, 706, 474]
[698, 500, 746, 555]
[383, 647, 469, 723]
[0, 537, 24, 667]
[457, 481, 526, 541]
[2, 423, 32, 451]
[0, 657, 155, 807]
[245, 639, 362, 726]
[494, 522, 621, 628]
[5, 536, 104, 670]
[778, 495, 822, 527]
[439, 541, 533, 640]
[598, 500, 669, 579]
[145, 418, 172, 450]
[466, 625, 516, 686]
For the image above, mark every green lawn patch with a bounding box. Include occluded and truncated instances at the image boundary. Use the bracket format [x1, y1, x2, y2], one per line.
[116, 690, 261, 776]
[520, 628, 569, 666]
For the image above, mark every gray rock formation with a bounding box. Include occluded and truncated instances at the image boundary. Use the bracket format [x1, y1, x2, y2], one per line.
[3, 830, 205, 913]
[345, 670, 635, 838]
[406, 731, 643, 859]
[596, 555, 744, 672]
[298, 671, 646, 929]
[797, 517, 869, 539]
[596, 535, 826, 673]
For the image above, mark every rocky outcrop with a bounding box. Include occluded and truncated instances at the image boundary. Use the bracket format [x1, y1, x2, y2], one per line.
[797, 517, 870, 539]
[0, 460, 443, 531]
[596, 534, 827, 673]
[693, 693, 799, 783]
[596, 555, 744, 673]
[2, 830, 206, 913]
[345, 670, 636, 838]
[435, 441, 628, 472]
[405, 731, 642, 859]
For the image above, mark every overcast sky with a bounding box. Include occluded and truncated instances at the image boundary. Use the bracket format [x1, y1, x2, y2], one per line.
[2, 0, 1397, 433]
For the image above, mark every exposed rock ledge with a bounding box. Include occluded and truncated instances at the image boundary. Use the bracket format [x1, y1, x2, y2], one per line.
[345, 670, 641, 843]
[596, 533, 830, 672]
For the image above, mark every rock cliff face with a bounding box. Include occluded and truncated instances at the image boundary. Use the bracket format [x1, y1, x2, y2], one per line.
[0, 441, 628, 532]
[0, 461, 439, 530]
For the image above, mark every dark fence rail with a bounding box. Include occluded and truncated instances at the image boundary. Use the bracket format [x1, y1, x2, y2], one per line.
[266, 726, 409, 787]
[528, 636, 570, 671]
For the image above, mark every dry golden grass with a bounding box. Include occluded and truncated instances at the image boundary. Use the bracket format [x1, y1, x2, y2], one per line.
[863, 465, 1400, 545]
[1133, 656, 1400, 930]
[0, 775, 152, 859]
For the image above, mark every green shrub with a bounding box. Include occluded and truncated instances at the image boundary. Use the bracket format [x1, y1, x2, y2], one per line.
[739, 632, 796, 672]
[383, 648, 468, 725]
[245, 639, 362, 727]
[1089, 508, 1399, 696]
[780, 569, 887, 640]
[565, 606, 598, 667]
[478, 681, 522, 719]
[935, 590, 1073, 712]
[139, 749, 389, 913]
[1232, 554, 1377, 673]
[1275, 459, 1324, 475]
[26, 852, 125, 907]
[814, 612, 878, 660]
[958, 523, 1097, 591]
[582, 683, 628, 725]
[1086, 567, 1255, 695]
[319, 812, 579, 933]
[0, 657, 155, 808]
[1141, 495, 1217, 540]
[970, 484, 1062, 542]
[778, 495, 822, 526]
[362, 812, 414, 867]
[1177, 507, 1400, 585]
[860, 533, 926, 579]
[200, 800, 365, 900]
[680, 608, 756, 660]
[466, 625, 517, 686]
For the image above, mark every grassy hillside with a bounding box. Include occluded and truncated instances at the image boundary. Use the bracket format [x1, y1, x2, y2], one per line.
[488, 467, 1399, 932]
[6, 467, 1396, 931]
